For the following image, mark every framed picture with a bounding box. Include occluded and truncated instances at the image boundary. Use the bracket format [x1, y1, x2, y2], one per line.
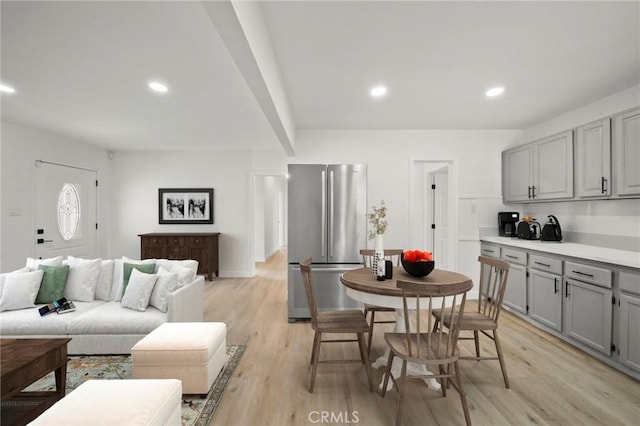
[159, 188, 213, 224]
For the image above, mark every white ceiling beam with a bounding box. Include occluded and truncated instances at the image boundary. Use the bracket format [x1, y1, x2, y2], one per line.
[202, 0, 295, 155]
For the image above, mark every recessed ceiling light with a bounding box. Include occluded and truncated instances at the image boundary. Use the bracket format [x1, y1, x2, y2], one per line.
[148, 81, 168, 93]
[0, 83, 16, 94]
[370, 86, 387, 97]
[486, 86, 505, 97]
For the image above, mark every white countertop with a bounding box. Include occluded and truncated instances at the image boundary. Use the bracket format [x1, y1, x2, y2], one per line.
[480, 236, 640, 270]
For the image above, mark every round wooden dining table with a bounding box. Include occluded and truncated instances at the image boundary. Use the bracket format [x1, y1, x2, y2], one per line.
[340, 266, 473, 391]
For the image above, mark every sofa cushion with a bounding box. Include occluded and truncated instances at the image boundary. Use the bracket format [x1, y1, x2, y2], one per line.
[64, 257, 102, 302]
[0, 270, 44, 312]
[94, 260, 114, 302]
[26, 256, 64, 270]
[35, 264, 69, 304]
[121, 269, 157, 312]
[0, 301, 103, 335]
[111, 258, 156, 302]
[68, 302, 167, 335]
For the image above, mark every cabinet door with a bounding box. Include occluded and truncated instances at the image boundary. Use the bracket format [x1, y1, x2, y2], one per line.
[502, 145, 533, 202]
[188, 246, 209, 276]
[619, 293, 640, 373]
[533, 130, 574, 200]
[141, 236, 165, 259]
[564, 278, 612, 355]
[576, 119, 611, 198]
[503, 263, 527, 314]
[529, 269, 562, 331]
[614, 107, 640, 196]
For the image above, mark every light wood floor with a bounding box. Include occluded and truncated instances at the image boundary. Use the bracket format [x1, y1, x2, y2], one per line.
[204, 250, 640, 426]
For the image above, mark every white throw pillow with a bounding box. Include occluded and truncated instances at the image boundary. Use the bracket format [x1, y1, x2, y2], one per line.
[149, 267, 180, 313]
[26, 256, 63, 270]
[155, 259, 198, 277]
[0, 267, 35, 299]
[111, 257, 156, 302]
[121, 268, 157, 312]
[172, 264, 197, 286]
[63, 256, 102, 302]
[94, 260, 114, 301]
[0, 269, 44, 312]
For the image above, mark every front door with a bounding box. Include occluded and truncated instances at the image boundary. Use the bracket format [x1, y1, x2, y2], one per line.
[35, 161, 98, 259]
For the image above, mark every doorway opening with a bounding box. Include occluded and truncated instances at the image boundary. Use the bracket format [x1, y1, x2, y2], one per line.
[409, 160, 457, 271]
[252, 175, 286, 265]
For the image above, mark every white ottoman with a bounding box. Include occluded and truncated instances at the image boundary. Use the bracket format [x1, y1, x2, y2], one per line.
[132, 322, 227, 395]
[29, 379, 182, 426]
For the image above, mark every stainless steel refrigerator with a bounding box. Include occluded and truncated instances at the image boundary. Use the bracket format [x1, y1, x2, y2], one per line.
[287, 164, 367, 321]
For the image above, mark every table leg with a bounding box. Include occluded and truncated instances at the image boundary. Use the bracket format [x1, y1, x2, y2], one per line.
[371, 309, 441, 392]
[54, 363, 67, 398]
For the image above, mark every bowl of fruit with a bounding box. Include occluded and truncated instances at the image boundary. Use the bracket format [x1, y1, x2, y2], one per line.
[401, 250, 435, 277]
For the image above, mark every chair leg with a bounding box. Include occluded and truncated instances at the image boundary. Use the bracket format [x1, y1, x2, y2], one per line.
[453, 361, 472, 426]
[493, 329, 510, 388]
[474, 330, 481, 359]
[357, 332, 374, 392]
[309, 331, 322, 393]
[381, 351, 394, 398]
[310, 331, 319, 365]
[395, 360, 408, 426]
[367, 310, 376, 355]
[432, 317, 440, 332]
[439, 365, 447, 397]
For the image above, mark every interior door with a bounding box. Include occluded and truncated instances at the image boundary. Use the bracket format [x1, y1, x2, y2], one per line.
[35, 161, 98, 259]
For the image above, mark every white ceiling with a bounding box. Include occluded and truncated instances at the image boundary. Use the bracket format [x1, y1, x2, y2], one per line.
[1, 1, 639, 153]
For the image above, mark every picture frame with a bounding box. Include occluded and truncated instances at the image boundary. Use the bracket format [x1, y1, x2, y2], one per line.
[159, 188, 214, 224]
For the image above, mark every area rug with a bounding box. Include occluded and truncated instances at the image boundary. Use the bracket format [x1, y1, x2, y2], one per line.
[25, 345, 245, 426]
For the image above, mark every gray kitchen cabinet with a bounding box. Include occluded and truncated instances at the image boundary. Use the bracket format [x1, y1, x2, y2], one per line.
[532, 130, 574, 200]
[564, 260, 613, 356]
[618, 271, 640, 373]
[502, 145, 533, 202]
[529, 254, 563, 332]
[502, 130, 574, 202]
[614, 107, 640, 196]
[576, 118, 611, 198]
[480, 243, 500, 259]
[501, 248, 527, 314]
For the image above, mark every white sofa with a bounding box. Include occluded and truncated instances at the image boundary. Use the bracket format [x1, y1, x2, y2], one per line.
[0, 257, 204, 355]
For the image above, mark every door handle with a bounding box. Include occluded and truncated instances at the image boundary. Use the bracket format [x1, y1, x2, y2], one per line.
[601, 177, 608, 194]
[554, 277, 558, 294]
[37, 238, 53, 244]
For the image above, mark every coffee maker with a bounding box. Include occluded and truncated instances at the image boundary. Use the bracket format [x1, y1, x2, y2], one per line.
[498, 212, 520, 237]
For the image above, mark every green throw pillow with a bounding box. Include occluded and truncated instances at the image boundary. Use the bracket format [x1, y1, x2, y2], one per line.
[122, 263, 156, 296]
[35, 264, 69, 304]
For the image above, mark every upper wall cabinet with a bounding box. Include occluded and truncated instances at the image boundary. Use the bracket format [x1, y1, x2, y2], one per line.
[503, 131, 574, 202]
[614, 107, 640, 196]
[576, 118, 611, 198]
[502, 145, 534, 202]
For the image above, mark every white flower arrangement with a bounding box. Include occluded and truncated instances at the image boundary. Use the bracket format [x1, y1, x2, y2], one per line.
[367, 200, 388, 240]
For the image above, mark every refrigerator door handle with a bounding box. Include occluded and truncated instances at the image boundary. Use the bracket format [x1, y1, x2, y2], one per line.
[329, 170, 334, 258]
[321, 170, 327, 257]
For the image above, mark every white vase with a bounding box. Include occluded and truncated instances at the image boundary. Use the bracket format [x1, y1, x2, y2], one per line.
[373, 234, 385, 278]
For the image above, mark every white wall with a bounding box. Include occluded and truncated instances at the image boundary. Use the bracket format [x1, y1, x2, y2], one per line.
[110, 149, 255, 277]
[292, 129, 523, 284]
[524, 85, 640, 143]
[0, 120, 112, 272]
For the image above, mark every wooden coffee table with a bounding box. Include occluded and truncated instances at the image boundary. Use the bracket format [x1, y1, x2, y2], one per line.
[1, 338, 71, 426]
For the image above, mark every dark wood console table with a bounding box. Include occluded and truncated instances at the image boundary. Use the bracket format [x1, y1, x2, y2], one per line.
[139, 232, 219, 280]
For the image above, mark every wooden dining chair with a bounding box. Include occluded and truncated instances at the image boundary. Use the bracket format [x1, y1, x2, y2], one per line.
[299, 258, 374, 393]
[381, 277, 473, 426]
[360, 248, 403, 355]
[432, 255, 511, 388]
